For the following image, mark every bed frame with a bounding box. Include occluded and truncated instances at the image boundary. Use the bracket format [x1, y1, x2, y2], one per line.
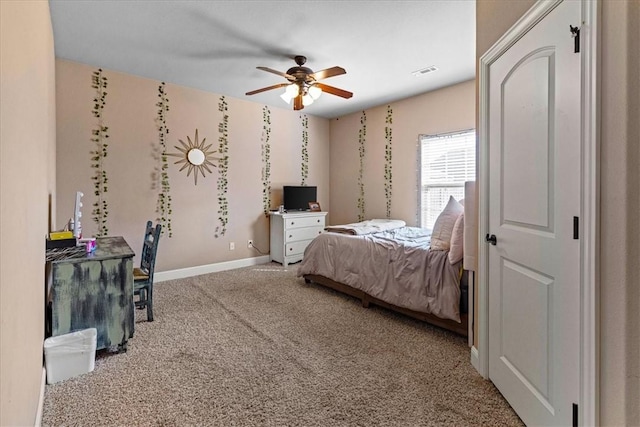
[303, 274, 469, 337]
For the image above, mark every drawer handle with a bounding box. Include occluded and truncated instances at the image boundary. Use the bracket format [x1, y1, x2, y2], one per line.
[317, 219, 320, 223]
[291, 221, 295, 225]
[318, 231, 322, 234]
[289, 235, 292, 238]
[289, 247, 293, 251]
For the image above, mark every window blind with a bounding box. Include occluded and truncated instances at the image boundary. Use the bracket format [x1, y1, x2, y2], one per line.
[419, 130, 476, 229]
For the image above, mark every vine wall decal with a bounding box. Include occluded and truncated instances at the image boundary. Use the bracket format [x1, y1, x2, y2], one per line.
[215, 96, 230, 238]
[90, 68, 109, 236]
[384, 105, 393, 218]
[357, 111, 367, 222]
[300, 114, 309, 185]
[261, 106, 272, 216]
[155, 82, 173, 237]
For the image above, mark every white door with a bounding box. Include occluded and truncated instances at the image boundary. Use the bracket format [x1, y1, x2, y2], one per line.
[487, 1, 581, 425]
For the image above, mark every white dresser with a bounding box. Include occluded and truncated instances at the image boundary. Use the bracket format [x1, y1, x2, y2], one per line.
[270, 211, 327, 267]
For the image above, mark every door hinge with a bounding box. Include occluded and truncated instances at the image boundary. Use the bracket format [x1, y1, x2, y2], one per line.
[573, 403, 578, 426]
[570, 25, 580, 53]
[573, 216, 579, 239]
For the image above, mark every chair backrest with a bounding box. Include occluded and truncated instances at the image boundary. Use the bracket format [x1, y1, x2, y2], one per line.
[140, 221, 162, 281]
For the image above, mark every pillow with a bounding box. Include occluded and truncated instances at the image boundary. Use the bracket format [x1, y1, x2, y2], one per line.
[448, 212, 464, 264]
[430, 196, 464, 251]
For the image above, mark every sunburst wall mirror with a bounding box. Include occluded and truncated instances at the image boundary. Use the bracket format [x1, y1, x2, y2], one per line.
[167, 129, 220, 185]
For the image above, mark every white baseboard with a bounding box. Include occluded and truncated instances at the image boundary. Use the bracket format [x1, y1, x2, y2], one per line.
[470, 345, 480, 373]
[35, 367, 46, 427]
[154, 255, 271, 282]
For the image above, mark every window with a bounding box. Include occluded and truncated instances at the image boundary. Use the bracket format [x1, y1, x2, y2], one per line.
[419, 130, 476, 229]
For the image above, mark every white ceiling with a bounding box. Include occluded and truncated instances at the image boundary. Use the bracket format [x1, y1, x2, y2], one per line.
[49, 1, 476, 119]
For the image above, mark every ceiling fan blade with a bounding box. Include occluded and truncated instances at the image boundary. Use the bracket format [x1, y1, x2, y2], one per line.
[256, 66, 295, 80]
[316, 83, 353, 99]
[293, 95, 303, 111]
[245, 83, 289, 96]
[310, 66, 346, 81]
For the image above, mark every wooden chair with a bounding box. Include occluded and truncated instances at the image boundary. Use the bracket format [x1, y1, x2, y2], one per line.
[133, 221, 161, 321]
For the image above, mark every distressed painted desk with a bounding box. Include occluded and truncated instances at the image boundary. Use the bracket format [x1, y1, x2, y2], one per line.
[46, 236, 135, 351]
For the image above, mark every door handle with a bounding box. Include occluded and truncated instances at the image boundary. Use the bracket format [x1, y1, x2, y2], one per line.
[485, 234, 497, 246]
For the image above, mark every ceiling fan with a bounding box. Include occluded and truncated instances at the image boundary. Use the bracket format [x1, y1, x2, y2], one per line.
[245, 55, 353, 111]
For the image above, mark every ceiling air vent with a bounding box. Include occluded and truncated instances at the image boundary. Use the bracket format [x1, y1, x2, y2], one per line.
[411, 65, 439, 77]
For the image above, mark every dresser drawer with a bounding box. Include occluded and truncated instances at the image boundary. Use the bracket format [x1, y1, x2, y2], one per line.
[285, 239, 313, 256]
[285, 226, 323, 243]
[285, 215, 325, 230]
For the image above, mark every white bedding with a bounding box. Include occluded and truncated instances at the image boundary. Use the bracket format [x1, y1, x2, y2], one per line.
[324, 219, 406, 235]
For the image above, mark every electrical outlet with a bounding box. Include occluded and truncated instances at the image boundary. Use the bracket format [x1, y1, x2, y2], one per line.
[229, 242, 235, 250]
[247, 240, 253, 248]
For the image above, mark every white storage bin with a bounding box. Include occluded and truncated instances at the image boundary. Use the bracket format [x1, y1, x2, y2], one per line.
[44, 328, 97, 384]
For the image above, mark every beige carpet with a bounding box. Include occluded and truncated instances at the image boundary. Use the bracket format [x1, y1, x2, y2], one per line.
[42, 263, 523, 426]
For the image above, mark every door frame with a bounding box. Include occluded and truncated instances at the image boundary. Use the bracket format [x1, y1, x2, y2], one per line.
[476, 0, 600, 425]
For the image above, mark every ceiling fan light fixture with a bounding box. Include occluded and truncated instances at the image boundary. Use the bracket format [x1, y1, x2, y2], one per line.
[280, 91, 293, 104]
[280, 83, 300, 104]
[308, 85, 322, 100]
[286, 83, 300, 97]
[302, 93, 314, 106]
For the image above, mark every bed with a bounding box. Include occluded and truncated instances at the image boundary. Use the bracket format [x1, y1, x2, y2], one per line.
[297, 183, 476, 337]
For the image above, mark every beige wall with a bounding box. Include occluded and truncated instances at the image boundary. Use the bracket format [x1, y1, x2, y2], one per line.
[329, 80, 475, 225]
[56, 60, 330, 272]
[477, 1, 640, 425]
[0, 1, 57, 425]
[599, 1, 640, 425]
[476, 0, 536, 68]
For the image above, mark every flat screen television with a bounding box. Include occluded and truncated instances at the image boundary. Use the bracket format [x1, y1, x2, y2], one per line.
[283, 186, 317, 211]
